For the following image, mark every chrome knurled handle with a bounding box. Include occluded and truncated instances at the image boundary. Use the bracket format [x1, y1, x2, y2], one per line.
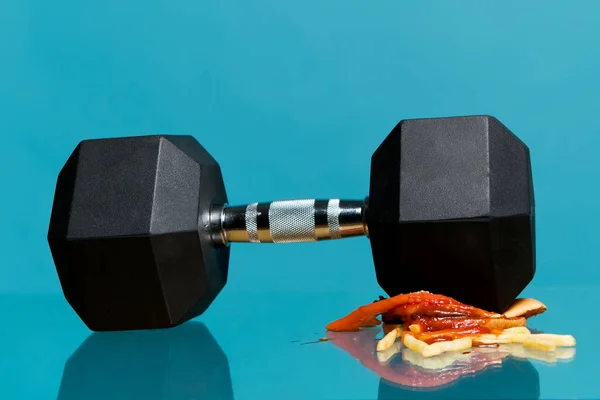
[213, 198, 368, 245]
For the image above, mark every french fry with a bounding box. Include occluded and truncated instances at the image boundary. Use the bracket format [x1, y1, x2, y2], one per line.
[503, 327, 531, 335]
[409, 324, 421, 334]
[403, 333, 474, 358]
[531, 334, 576, 347]
[403, 333, 429, 355]
[483, 317, 527, 330]
[503, 333, 529, 344]
[523, 336, 556, 352]
[423, 337, 473, 358]
[473, 329, 574, 350]
[376, 326, 402, 352]
[383, 324, 403, 335]
[473, 332, 528, 345]
[474, 334, 513, 345]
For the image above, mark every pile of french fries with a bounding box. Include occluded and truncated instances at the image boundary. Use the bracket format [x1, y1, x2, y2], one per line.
[376, 324, 576, 359]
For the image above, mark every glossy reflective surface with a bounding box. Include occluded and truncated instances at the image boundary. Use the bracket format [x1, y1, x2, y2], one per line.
[0, 286, 597, 399]
[0, 286, 600, 400]
[57, 323, 234, 400]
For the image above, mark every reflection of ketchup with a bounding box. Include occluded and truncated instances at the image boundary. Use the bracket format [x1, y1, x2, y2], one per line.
[327, 329, 506, 390]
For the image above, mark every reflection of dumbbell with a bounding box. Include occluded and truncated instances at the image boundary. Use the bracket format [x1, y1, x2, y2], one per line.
[48, 115, 535, 332]
[57, 322, 233, 400]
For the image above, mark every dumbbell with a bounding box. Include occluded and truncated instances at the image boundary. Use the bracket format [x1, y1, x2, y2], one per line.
[47, 115, 535, 332]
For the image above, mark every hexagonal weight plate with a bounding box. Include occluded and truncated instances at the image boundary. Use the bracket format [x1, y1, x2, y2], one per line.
[368, 116, 535, 312]
[48, 135, 229, 331]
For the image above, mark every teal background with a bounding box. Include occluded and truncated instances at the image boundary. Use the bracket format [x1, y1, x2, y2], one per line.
[1, 1, 600, 399]
[1, 0, 599, 293]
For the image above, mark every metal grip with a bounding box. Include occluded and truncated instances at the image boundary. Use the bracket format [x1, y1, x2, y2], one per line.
[245, 203, 260, 243]
[269, 200, 317, 243]
[327, 199, 342, 240]
[218, 198, 367, 245]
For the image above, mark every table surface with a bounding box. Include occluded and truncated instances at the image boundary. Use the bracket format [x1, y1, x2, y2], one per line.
[1, 285, 596, 400]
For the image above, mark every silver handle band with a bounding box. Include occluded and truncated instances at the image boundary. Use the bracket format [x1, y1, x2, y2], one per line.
[216, 198, 367, 245]
[269, 199, 316, 243]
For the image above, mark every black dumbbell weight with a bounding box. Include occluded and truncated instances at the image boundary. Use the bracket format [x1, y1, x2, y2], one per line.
[47, 115, 535, 331]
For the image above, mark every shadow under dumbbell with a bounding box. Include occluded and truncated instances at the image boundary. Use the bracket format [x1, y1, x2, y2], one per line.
[56, 322, 234, 400]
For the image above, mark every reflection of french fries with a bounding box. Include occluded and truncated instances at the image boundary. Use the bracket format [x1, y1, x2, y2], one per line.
[377, 342, 402, 364]
[498, 343, 527, 358]
[402, 340, 575, 372]
[403, 348, 473, 370]
[521, 346, 576, 363]
[501, 343, 575, 363]
[402, 342, 576, 373]
[524, 347, 558, 363]
[556, 346, 576, 360]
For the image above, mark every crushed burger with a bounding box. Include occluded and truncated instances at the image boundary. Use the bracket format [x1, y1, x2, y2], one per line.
[326, 291, 575, 357]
